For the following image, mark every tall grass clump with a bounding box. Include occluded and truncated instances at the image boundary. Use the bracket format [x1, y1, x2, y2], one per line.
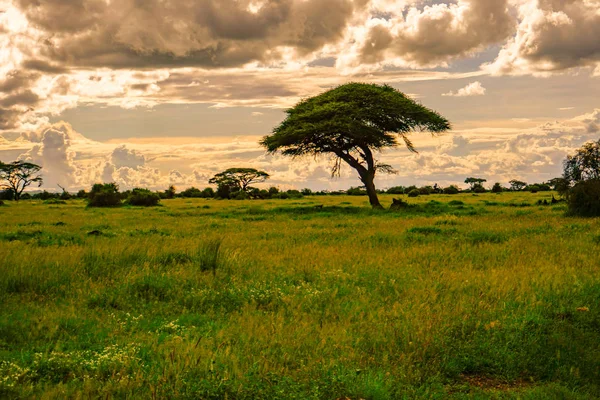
[195, 238, 223, 275]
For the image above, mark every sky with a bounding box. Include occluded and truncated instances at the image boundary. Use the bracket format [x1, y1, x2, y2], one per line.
[1, 0, 600, 192]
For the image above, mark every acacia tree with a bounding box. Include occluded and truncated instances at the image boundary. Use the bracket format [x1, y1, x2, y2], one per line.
[464, 177, 487, 190]
[509, 179, 527, 191]
[0, 160, 43, 201]
[260, 83, 451, 208]
[209, 168, 270, 195]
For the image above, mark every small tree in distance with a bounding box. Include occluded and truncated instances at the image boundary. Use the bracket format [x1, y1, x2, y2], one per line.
[509, 180, 527, 191]
[88, 183, 122, 207]
[0, 160, 43, 201]
[209, 168, 270, 199]
[464, 177, 486, 191]
[261, 83, 451, 209]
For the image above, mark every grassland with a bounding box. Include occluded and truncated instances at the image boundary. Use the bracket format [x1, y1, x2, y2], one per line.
[1, 192, 599, 399]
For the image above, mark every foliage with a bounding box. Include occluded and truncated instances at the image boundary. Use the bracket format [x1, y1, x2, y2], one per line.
[164, 185, 176, 199]
[472, 184, 487, 193]
[262, 83, 450, 208]
[408, 189, 420, 197]
[564, 139, 600, 184]
[565, 179, 600, 217]
[386, 186, 405, 195]
[509, 179, 527, 191]
[209, 168, 270, 197]
[0, 160, 43, 201]
[491, 182, 504, 193]
[346, 186, 367, 196]
[87, 183, 122, 207]
[443, 185, 460, 194]
[562, 140, 600, 216]
[464, 177, 486, 190]
[127, 188, 161, 207]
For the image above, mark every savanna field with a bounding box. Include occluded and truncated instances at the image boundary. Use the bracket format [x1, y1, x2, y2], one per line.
[1, 193, 599, 399]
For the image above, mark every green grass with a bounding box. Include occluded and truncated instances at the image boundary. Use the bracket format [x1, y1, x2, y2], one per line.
[0, 192, 598, 399]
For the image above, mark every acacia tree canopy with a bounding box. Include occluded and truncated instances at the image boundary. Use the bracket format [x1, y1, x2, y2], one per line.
[464, 177, 487, 190]
[0, 160, 43, 201]
[260, 83, 451, 208]
[209, 168, 270, 193]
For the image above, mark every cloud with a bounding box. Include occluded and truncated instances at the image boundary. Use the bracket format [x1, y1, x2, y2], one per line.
[4, 110, 600, 191]
[110, 145, 146, 169]
[442, 81, 486, 97]
[338, 0, 515, 71]
[485, 0, 600, 76]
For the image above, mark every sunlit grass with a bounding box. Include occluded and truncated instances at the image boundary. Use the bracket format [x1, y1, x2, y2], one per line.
[0, 192, 598, 398]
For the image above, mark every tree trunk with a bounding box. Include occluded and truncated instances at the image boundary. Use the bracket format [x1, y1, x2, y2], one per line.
[361, 172, 383, 209]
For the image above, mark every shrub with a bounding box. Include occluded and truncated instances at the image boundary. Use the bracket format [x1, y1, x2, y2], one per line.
[234, 191, 249, 200]
[419, 186, 433, 195]
[0, 200, 4, 206]
[88, 183, 122, 207]
[127, 188, 161, 207]
[565, 179, 600, 217]
[491, 182, 503, 193]
[301, 188, 313, 196]
[180, 187, 203, 198]
[443, 185, 459, 194]
[347, 186, 367, 196]
[473, 184, 487, 193]
[408, 189, 420, 198]
[286, 190, 303, 199]
[386, 186, 405, 195]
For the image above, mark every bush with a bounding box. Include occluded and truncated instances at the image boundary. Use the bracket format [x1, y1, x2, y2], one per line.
[234, 191, 249, 200]
[419, 186, 433, 195]
[491, 183, 503, 193]
[443, 185, 459, 195]
[301, 188, 313, 196]
[386, 186, 405, 195]
[473, 184, 487, 193]
[347, 187, 367, 196]
[408, 189, 420, 198]
[127, 188, 161, 207]
[286, 190, 303, 199]
[88, 183, 122, 207]
[566, 179, 600, 217]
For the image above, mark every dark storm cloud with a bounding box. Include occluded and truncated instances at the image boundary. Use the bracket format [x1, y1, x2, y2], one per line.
[15, 0, 358, 69]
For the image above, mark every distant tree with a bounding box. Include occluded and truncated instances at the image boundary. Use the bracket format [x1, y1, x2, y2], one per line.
[88, 183, 122, 207]
[491, 182, 504, 193]
[127, 188, 161, 207]
[261, 83, 450, 209]
[301, 188, 313, 196]
[386, 186, 405, 195]
[209, 168, 270, 199]
[443, 185, 460, 194]
[0, 160, 43, 201]
[164, 185, 176, 199]
[464, 177, 487, 191]
[562, 140, 600, 216]
[509, 179, 527, 191]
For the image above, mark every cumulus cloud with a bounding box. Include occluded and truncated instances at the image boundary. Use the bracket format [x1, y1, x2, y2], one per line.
[486, 0, 600, 76]
[3, 110, 600, 191]
[442, 81, 486, 97]
[338, 0, 515, 71]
